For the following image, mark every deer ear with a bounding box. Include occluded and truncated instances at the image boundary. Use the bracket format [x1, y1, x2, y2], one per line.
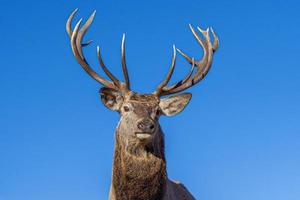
[159, 93, 192, 116]
[99, 87, 124, 111]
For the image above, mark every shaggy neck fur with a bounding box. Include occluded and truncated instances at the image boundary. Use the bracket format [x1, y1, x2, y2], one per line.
[112, 127, 167, 200]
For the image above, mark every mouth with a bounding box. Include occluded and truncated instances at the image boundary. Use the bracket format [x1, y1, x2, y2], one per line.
[135, 132, 153, 140]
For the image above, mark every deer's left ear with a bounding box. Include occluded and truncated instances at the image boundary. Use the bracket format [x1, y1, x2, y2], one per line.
[99, 87, 124, 111]
[159, 93, 192, 116]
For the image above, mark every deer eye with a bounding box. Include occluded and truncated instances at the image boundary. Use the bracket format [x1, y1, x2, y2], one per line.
[123, 105, 130, 112]
[155, 109, 160, 116]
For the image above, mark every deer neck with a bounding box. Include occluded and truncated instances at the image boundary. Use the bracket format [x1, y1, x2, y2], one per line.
[111, 127, 167, 200]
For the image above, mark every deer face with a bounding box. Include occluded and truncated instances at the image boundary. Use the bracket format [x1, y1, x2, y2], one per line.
[100, 87, 192, 148]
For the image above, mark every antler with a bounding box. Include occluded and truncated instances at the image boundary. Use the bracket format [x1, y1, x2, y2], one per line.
[66, 9, 131, 93]
[155, 24, 219, 96]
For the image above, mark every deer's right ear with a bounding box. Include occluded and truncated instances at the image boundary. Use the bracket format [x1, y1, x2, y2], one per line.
[99, 87, 124, 111]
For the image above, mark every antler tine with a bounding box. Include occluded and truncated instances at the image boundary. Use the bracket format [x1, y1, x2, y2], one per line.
[176, 48, 193, 64]
[189, 25, 210, 68]
[97, 46, 121, 87]
[161, 57, 195, 91]
[182, 57, 195, 84]
[155, 45, 176, 95]
[175, 25, 209, 67]
[121, 34, 130, 90]
[66, 8, 78, 37]
[66, 8, 92, 47]
[157, 24, 218, 96]
[67, 9, 117, 90]
[210, 27, 219, 51]
[75, 10, 96, 59]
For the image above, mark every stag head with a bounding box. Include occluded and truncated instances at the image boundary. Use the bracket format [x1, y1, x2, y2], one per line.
[66, 9, 218, 152]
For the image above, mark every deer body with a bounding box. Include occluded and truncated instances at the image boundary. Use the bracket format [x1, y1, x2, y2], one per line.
[66, 9, 218, 200]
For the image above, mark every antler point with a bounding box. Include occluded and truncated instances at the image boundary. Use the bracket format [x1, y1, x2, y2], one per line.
[74, 18, 83, 30]
[176, 48, 182, 53]
[189, 24, 194, 30]
[197, 26, 204, 33]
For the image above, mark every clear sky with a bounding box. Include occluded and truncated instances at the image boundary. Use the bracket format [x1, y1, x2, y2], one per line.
[1, 0, 300, 199]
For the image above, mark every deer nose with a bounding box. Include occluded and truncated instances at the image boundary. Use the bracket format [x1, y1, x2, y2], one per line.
[137, 118, 155, 133]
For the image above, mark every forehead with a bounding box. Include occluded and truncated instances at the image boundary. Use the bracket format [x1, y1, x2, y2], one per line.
[125, 93, 159, 111]
[126, 93, 159, 104]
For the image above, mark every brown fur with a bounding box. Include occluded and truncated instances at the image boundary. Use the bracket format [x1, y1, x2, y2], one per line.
[112, 127, 167, 200]
[127, 92, 160, 103]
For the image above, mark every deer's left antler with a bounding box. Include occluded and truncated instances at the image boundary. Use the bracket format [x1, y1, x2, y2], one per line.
[155, 24, 219, 96]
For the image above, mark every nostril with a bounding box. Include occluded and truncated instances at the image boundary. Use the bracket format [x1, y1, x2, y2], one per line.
[137, 123, 144, 129]
[149, 124, 155, 130]
[137, 119, 155, 132]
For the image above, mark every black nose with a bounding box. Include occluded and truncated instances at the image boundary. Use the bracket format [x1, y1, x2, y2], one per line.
[137, 118, 155, 132]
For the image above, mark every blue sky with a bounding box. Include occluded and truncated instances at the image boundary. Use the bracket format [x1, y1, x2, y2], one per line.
[1, 0, 300, 199]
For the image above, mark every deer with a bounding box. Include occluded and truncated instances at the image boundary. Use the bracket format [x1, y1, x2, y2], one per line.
[66, 8, 219, 200]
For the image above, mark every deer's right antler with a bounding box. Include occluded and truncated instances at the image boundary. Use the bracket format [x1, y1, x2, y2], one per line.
[155, 24, 219, 97]
[66, 9, 131, 93]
